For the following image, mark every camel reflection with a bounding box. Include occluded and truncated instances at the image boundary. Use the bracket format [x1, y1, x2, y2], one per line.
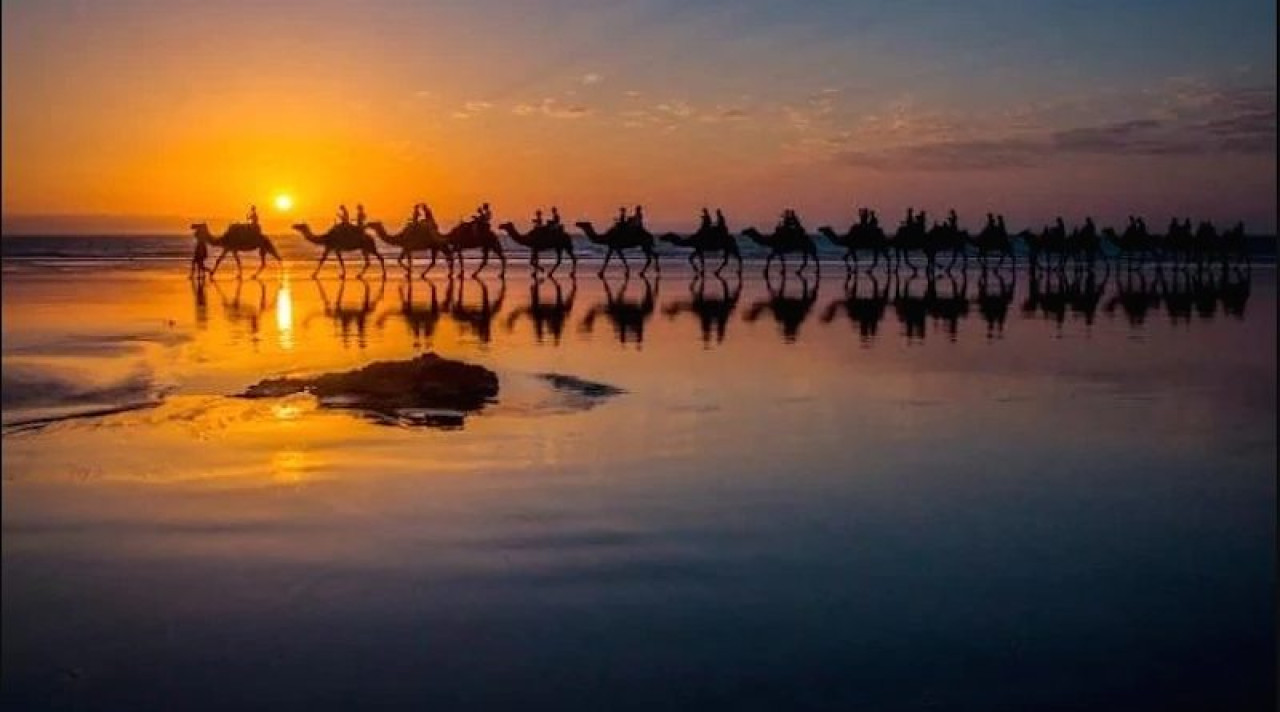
[663, 273, 742, 346]
[744, 271, 818, 343]
[307, 277, 386, 348]
[1103, 268, 1163, 328]
[449, 275, 506, 344]
[377, 277, 450, 349]
[580, 273, 658, 345]
[504, 273, 577, 344]
[191, 274, 210, 331]
[1159, 263, 1252, 323]
[975, 266, 1016, 339]
[1023, 265, 1109, 329]
[821, 271, 890, 345]
[210, 276, 277, 342]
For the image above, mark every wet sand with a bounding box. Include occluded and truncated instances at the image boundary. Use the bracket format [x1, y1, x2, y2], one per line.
[2, 259, 1275, 710]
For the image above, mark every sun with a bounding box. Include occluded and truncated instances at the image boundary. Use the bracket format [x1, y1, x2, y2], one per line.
[274, 194, 293, 212]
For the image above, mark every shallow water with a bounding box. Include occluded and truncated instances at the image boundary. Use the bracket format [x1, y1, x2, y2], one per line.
[2, 257, 1275, 710]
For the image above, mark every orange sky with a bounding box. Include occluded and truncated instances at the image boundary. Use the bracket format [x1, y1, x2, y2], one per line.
[3, 1, 1275, 233]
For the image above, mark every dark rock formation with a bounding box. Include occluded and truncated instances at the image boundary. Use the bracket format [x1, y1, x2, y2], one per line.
[240, 353, 499, 419]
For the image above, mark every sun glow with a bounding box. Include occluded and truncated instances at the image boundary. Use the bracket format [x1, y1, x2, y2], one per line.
[274, 194, 293, 212]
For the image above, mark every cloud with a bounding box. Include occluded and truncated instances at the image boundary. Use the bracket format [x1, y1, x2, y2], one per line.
[464, 100, 493, 112]
[513, 98, 592, 119]
[581, 73, 603, 85]
[833, 85, 1276, 171]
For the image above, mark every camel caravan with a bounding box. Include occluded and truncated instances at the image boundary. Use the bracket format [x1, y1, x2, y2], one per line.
[188, 202, 1255, 279]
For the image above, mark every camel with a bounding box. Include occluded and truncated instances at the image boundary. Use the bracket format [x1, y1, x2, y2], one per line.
[889, 219, 929, 270]
[575, 221, 659, 276]
[975, 265, 1016, 339]
[923, 222, 969, 271]
[441, 219, 506, 277]
[743, 270, 818, 342]
[504, 273, 577, 344]
[365, 221, 452, 274]
[969, 223, 1015, 267]
[817, 223, 891, 270]
[1100, 224, 1159, 265]
[190, 222, 281, 278]
[658, 223, 741, 275]
[662, 272, 741, 345]
[292, 222, 386, 278]
[740, 226, 819, 275]
[579, 272, 657, 345]
[497, 221, 577, 274]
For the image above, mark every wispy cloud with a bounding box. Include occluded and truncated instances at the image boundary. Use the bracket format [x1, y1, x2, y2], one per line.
[512, 98, 592, 119]
[581, 72, 603, 85]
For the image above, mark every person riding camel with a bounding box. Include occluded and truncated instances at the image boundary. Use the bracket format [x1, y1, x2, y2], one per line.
[868, 210, 880, 229]
[857, 207, 869, 225]
[247, 205, 259, 228]
[355, 203, 366, 227]
[904, 208, 915, 227]
[631, 205, 645, 229]
[946, 209, 959, 230]
[714, 209, 727, 231]
[533, 209, 544, 227]
[616, 206, 628, 225]
[549, 207, 562, 228]
[996, 215, 1007, 233]
[337, 204, 351, 225]
[411, 205, 422, 224]
[1054, 216, 1066, 238]
[915, 210, 928, 230]
[985, 213, 997, 230]
[700, 207, 713, 231]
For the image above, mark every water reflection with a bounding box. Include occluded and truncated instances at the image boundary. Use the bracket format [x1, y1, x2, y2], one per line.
[307, 277, 386, 349]
[180, 262, 1257, 350]
[743, 271, 818, 343]
[505, 273, 577, 344]
[580, 273, 658, 346]
[662, 273, 741, 346]
[449, 275, 506, 345]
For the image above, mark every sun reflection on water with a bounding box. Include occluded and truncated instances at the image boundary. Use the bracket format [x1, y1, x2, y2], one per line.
[276, 271, 294, 350]
[271, 449, 311, 484]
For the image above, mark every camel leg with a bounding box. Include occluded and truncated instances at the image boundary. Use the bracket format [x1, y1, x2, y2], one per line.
[254, 249, 267, 278]
[232, 252, 243, 278]
[359, 251, 371, 277]
[550, 249, 562, 275]
[336, 252, 347, 279]
[599, 250, 612, 277]
[496, 248, 506, 277]
[313, 249, 329, 278]
[475, 248, 489, 277]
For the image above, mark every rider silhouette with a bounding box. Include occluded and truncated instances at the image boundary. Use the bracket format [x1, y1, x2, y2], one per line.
[412, 205, 421, 223]
[356, 203, 366, 227]
[868, 210, 880, 229]
[632, 205, 645, 228]
[549, 206, 561, 227]
[996, 215, 1007, 233]
[337, 204, 351, 225]
[904, 208, 915, 227]
[247, 205, 259, 227]
[1054, 216, 1066, 236]
[533, 209, 544, 227]
[617, 206, 628, 225]
[715, 209, 727, 231]
[946, 209, 959, 229]
[700, 207, 712, 230]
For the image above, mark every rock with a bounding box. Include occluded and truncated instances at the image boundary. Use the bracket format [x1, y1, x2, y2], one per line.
[240, 354, 499, 418]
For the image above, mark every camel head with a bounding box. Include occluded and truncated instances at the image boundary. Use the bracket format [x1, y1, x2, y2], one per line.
[190, 222, 211, 241]
[817, 226, 836, 238]
[496, 221, 517, 234]
[291, 223, 325, 244]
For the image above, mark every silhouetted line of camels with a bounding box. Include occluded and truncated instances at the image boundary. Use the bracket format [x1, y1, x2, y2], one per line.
[189, 206, 1256, 281]
[189, 257, 1250, 352]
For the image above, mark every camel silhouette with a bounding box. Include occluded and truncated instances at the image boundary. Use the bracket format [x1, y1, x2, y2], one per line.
[209, 275, 276, 343]
[1104, 268, 1163, 328]
[190, 222, 281, 278]
[743, 270, 818, 343]
[821, 270, 890, 344]
[504, 273, 577, 344]
[817, 223, 892, 271]
[575, 220, 659, 276]
[497, 221, 577, 275]
[579, 272, 658, 345]
[365, 221, 453, 274]
[740, 226, 819, 276]
[307, 277, 386, 348]
[441, 219, 506, 277]
[292, 222, 387, 278]
[662, 272, 741, 346]
[658, 221, 742, 275]
[969, 222, 1015, 267]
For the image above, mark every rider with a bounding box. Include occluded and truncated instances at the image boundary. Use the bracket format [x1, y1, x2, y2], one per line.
[1054, 216, 1066, 237]
[632, 205, 645, 229]
[700, 207, 713, 231]
[355, 203, 366, 227]
[868, 210, 880, 229]
[533, 209, 544, 227]
[985, 213, 996, 230]
[947, 209, 959, 229]
[549, 207, 562, 228]
[996, 215, 1007, 233]
[714, 209, 727, 231]
[616, 206, 628, 225]
[247, 205, 259, 228]
[337, 204, 351, 225]
[904, 207, 915, 227]
[411, 204, 421, 224]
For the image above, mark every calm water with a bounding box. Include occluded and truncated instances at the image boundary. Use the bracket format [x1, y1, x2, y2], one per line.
[1, 253, 1275, 710]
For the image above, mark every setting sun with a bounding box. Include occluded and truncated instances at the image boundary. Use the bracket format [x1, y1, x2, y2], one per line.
[274, 194, 293, 212]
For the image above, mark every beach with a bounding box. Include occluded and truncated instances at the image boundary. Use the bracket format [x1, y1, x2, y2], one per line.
[2, 254, 1275, 710]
